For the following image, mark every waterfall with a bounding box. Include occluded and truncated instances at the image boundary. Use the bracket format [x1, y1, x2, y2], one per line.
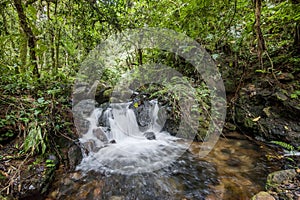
[76, 100, 188, 175]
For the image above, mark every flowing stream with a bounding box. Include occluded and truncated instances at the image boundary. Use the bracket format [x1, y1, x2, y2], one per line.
[77, 101, 189, 175]
[51, 100, 279, 200]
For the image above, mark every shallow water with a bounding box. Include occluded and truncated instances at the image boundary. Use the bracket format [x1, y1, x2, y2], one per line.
[49, 135, 279, 200]
[190, 136, 279, 199]
[53, 101, 280, 200]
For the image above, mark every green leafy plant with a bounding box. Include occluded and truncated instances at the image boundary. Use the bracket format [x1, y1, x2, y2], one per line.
[24, 122, 47, 155]
[271, 140, 295, 151]
[46, 159, 56, 168]
[291, 90, 300, 99]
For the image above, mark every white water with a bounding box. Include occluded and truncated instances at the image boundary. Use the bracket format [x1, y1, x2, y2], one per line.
[76, 101, 189, 175]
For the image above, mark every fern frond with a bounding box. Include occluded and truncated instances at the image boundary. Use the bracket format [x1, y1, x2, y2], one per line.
[271, 141, 295, 151]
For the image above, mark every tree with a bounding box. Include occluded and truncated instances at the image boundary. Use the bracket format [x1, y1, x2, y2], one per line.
[13, 0, 40, 78]
[254, 0, 266, 68]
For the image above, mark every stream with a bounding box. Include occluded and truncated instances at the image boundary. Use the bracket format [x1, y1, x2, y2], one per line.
[50, 100, 279, 200]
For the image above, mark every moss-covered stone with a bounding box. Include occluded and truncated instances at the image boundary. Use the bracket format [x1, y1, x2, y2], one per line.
[251, 191, 275, 200]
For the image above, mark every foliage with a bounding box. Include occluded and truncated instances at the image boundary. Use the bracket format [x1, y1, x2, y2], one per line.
[0, 0, 299, 161]
[271, 140, 297, 152]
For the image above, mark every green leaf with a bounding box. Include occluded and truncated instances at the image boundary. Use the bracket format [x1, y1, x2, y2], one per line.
[37, 97, 45, 104]
[271, 141, 295, 151]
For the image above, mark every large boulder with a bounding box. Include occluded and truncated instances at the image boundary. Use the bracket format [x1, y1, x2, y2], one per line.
[234, 83, 300, 146]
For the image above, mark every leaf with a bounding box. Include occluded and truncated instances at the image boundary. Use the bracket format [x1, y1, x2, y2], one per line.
[37, 97, 45, 104]
[252, 116, 261, 122]
[271, 141, 294, 151]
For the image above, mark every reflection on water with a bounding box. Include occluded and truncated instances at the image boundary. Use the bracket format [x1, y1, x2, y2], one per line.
[190, 134, 279, 200]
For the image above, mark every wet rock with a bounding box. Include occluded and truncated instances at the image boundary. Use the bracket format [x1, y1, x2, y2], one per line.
[251, 191, 275, 200]
[93, 128, 108, 143]
[234, 83, 300, 146]
[73, 99, 96, 136]
[69, 172, 83, 181]
[83, 139, 100, 153]
[73, 81, 99, 105]
[67, 144, 83, 170]
[95, 86, 112, 105]
[144, 132, 156, 140]
[109, 139, 116, 144]
[76, 180, 103, 200]
[129, 98, 152, 128]
[163, 119, 179, 136]
[73, 118, 90, 136]
[267, 169, 297, 187]
[72, 99, 96, 118]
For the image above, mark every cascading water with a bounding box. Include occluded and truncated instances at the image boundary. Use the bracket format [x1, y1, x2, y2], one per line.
[63, 100, 280, 200]
[76, 100, 189, 175]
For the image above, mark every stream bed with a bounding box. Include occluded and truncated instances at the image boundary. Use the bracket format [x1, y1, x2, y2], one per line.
[48, 100, 280, 200]
[48, 136, 279, 200]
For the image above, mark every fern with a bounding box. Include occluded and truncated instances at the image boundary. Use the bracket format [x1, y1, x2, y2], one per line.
[271, 141, 295, 151]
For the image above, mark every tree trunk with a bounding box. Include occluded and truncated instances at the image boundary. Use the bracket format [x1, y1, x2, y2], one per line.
[19, 28, 28, 74]
[294, 22, 300, 54]
[13, 0, 40, 78]
[254, 0, 266, 68]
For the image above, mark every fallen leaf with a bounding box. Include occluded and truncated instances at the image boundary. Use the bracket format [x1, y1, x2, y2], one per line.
[252, 116, 261, 122]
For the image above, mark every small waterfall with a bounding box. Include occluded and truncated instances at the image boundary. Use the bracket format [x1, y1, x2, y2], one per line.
[76, 100, 188, 175]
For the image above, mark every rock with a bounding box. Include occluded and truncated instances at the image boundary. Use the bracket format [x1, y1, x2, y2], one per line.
[95, 87, 112, 105]
[129, 98, 152, 128]
[93, 128, 108, 142]
[73, 117, 90, 136]
[109, 139, 116, 144]
[83, 139, 99, 153]
[70, 172, 83, 181]
[234, 82, 300, 146]
[109, 196, 124, 200]
[76, 180, 103, 200]
[72, 99, 96, 118]
[67, 144, 83, 170]
[73, 81, 99, 105]
[267, 169, 297, 187]
[251, 191, 275, 200]
[144, 132, 156, 140]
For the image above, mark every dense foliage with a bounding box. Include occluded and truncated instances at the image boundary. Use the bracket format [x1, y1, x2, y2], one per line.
[0, 0, 299, 156]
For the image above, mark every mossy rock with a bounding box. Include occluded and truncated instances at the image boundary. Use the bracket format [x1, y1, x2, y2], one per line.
[251, 191, 275, 200]
[266, 169, 297, 189]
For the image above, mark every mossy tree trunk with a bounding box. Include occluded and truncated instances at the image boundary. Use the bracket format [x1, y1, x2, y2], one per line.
[13, 0, 40, 78]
